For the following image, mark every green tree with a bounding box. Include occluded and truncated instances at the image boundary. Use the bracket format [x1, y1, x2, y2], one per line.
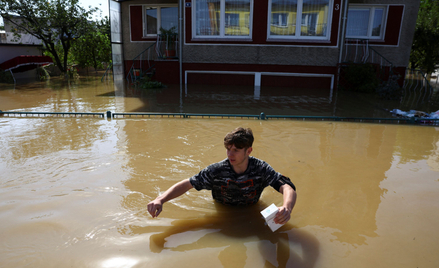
[0, 0, 98, 74]
[410, 0, 439, 75]
[43, 41, 76, 69]
[70, 17, 111, 72]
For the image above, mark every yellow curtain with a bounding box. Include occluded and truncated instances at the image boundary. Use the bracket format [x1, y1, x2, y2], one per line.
[208, 3, 218, 34]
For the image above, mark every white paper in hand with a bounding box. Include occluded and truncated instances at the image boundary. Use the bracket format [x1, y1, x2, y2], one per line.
[260, 203, 284, 232]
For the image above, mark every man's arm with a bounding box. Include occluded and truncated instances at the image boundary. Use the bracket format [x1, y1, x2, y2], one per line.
[274, 184, 297, 224]
[147, 178, 194, 218]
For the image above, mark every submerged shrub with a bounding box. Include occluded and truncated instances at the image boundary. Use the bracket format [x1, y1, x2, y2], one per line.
[0, 69, 14, 83]
[37, 67, 50, 81]
[340, 63, 380, 93]
[66, 66, 79, 79]
[376, 74, 403, 100]
[136, 76, 165, 89]
[339, 62, 404, 100]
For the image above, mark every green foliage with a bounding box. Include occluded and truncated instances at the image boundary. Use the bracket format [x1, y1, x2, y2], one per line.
[0, 69, 14, 83]
[43, 42, 76, 68]
[36, 66, 50, 80]
[70, 17, 111, 71]
[375, 74, 403, 100]
[340, 63, 380, 93]
[159, 26, 177, 50]
[66, 66, 79, 78]
[0, 0, 99, 74]
[40, 16, 111, 73]
[135, 76, 165, 89]
[409, 0, 439, 74]
[340, 63, 403, 100]
[340, 63, 403, 99]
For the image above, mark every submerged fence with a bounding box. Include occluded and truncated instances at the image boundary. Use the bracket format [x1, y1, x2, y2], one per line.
[402, 69, 437, 109]
[1, 110, 438, 126]
[0, 111, 105, 118]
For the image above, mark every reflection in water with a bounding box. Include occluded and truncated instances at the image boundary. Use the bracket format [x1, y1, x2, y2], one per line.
[5, 118, 108, 161]
[101, 257, 138, 268]
[427, 140, 439, 171]
[143, 203, 319, 268]
[2, 76, 438, 117]
[124, 84, 337, 116]
[122, 83, 439, 117]
[0, 77, 439, 267]
[117, 120, 439, 267]
[119, 196, 319, 267]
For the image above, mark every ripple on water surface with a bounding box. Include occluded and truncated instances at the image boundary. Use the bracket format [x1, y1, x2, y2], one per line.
[0, 105, 439, 267]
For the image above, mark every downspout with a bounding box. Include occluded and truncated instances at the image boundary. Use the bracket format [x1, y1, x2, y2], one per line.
[179, 0, 183, 85]
[334, 0, 349, 116]
[338, 0, 349, 64]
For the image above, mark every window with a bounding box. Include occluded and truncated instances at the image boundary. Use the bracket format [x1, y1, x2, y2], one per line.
[225, 13, 240, 27]
[143, 6, 178, 37]
[346, 6, 386, 39]
[271, 13, 288, 27]
[193, 0, 253, 39]
[268, 0, 332, 40]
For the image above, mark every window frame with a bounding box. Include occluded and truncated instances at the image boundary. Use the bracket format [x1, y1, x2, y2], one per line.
[267, 0, 333, 41]
[271, 13, 289, 28]
[346, 5, 387, 40]
[191, 0, 254, 40]
[142, 4, 178, 38]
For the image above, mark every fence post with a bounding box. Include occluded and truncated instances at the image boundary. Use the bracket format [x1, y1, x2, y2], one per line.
[409, 117, 416, 124]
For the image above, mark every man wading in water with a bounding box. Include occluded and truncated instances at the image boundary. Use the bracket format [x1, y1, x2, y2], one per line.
[147, 127, 297, 225]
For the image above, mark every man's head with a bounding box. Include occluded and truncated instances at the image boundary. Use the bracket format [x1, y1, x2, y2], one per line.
[224, 127, 254, 172]
[224, 127, 254, 149]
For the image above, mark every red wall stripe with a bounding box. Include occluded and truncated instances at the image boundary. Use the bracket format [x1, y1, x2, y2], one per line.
[368, 5, 404, 46]
[130, 5, 143, 41]
[384, 5, 404, 46]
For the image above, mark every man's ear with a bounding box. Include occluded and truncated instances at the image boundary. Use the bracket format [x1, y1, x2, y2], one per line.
[247, 147, 253, 155]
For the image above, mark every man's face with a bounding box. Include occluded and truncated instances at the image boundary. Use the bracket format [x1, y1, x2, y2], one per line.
[226, 144, 252, 168]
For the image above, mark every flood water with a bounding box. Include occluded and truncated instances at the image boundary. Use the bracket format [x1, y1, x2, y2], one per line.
[1, 76, 439, 268]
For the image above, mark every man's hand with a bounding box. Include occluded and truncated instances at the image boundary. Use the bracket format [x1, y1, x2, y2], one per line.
[275, 184, 297, 224]
[147, 179, 194, 218]
[274, 206, 291, 224]
[147, 199, 163, 218]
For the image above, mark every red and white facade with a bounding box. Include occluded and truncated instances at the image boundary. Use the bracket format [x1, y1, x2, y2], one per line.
[114, 0, 419, 89]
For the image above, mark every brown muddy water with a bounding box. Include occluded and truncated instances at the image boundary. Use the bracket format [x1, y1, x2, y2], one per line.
[0, 77, 439, 268]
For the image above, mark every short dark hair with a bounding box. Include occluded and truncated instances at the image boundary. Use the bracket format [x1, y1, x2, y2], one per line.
[224, 127, 254, 149]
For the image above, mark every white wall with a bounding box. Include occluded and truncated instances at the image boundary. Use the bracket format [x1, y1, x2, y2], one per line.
[0, 45, 43, 80]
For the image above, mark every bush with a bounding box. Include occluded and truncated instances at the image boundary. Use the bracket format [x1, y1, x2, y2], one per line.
[340, 63, 380, 93]
[375, 74, 403, 100]
[66, 66, 79, 79]
[0, 69, 14, 83]
[37, 67, 50, 80]
[136, 76, 165, 89]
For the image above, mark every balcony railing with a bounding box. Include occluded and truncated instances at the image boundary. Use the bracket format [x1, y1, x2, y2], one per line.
[402, 69, 436, 108]
[341, 39, 393, 68]
[126, 43, 157, 84]
[340, 38, 394, 83]
[156, 33, 179, 60]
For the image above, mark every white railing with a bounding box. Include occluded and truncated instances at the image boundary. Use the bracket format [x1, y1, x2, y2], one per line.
[156, 34, 179, 59]
[342, 39, 393, 68]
